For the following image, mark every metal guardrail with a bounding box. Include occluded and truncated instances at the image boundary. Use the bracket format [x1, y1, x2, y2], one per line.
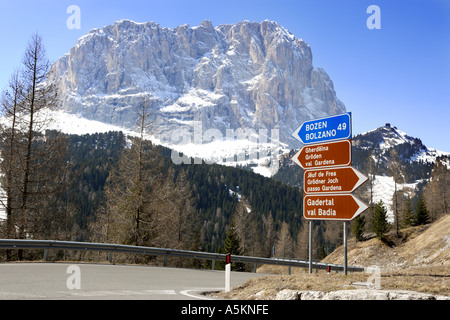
[0, 239, 364, 273]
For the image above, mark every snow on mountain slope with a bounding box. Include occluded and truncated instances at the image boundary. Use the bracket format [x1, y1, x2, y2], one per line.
[0, 108, 287, 179]
[354, 124, 450, 222]
[371, 175, 424, 223]
[357, 124, 450, 168]
[47, 19, 346, 152]
[45, 109, 139, 136]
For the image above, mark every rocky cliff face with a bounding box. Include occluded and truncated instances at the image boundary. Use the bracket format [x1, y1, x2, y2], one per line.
[49, 19, 346, 149]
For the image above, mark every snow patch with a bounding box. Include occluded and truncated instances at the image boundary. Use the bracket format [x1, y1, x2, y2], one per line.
[371, 175, 421, 223]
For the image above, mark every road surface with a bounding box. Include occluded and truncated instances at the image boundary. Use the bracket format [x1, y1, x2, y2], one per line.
[0, 262, 263, 300]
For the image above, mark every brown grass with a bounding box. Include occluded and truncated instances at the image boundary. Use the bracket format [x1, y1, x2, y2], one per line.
[215, 265, 449, 300]
[215, 215, 450, 300]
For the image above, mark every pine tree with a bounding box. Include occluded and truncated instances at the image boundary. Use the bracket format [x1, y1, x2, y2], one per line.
[389, 149, 406, 237]
[233, 197, 262, 257]
[0, 33, 68, 258]
[402, 196, 414, 227]
[372, 200, 389, 240]
[294, 221, 309, 259]
[0, 70, 23, 243]
[424, 159, 449, 220]
[275, 221, 294, 258]
[352, 214, 366, 242]
[263, 213, 276, 258]
[99, 98, 161, 251]
[222, 216, 245, 271]
[318, 244, 327, 260]
[414, 195, 430, 226]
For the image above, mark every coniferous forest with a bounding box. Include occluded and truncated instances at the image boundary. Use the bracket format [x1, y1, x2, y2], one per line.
[1, 127, 447, 267]
[67, 131, 307, 259]
[1, 34, 448, 270]
[1, 128, 315, 266]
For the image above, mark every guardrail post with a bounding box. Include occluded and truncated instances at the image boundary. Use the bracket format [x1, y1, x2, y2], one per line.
[253, 263, 257, 273]
[108, 252, 113, 264]
[43, 249, 48, 261]
[225, 254, 231, 293]
[211, 259, 215, 270]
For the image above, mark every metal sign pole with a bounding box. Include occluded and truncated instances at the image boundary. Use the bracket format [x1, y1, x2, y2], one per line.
[309, 220, 312, 274]
[343, 221, 348, 275]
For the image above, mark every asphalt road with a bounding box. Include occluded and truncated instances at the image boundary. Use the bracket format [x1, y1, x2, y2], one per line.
[0, 262, 263, 300]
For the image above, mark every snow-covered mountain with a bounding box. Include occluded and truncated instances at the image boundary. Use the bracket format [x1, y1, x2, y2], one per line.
[346, 124, 449, 221]
[353, 123, 450, 169]
[46, 19, 346, 170]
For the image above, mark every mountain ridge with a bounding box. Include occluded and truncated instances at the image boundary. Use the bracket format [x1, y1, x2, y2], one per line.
[47, 19, 346, 151]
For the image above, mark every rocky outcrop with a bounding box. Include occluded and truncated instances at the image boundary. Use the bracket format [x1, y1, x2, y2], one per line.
[48, 19, 346, 149]
[275, 289, 450, 300]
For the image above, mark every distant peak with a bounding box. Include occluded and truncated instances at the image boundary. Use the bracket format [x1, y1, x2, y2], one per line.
[261, 19, 279, 25]
[199, 20, 213, 29]
[114, 19, 142, 26]
[115, 19, 134, 24]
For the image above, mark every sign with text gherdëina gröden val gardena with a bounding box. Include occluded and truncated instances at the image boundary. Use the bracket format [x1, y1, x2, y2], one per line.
[291, 139, 352, 170]
[292, 112, 352, 145]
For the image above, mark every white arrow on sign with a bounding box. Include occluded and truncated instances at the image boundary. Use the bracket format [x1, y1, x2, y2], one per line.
[303, 194, 369, 221]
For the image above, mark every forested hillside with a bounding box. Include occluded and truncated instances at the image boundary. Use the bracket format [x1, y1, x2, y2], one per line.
[3, 124, 447, 266]
[78, 132, 305, 256]
[1, 129, 311, 264]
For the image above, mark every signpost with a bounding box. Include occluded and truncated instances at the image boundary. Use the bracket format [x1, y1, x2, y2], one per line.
[291, 140, 352, 170]
[292, 112, 352, 145]
[291, 112, 369, 275]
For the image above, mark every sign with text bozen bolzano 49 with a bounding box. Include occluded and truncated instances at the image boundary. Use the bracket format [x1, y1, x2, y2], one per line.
[292, 113, 352, 145]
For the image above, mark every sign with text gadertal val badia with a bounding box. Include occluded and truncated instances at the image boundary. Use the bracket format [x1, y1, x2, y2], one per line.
[291, 112, 369, 221]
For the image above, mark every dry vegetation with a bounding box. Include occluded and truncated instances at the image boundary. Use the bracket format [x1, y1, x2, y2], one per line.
[215, 214, 450, 300]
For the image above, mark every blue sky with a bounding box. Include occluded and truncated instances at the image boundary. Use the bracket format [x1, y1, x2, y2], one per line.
[1, 0, 449, 152]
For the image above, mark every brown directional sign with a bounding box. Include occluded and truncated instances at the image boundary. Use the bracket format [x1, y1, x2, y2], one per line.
[291, 140, 351, 170]
[304, 166, 368, 194]
[303, 194, 369, 221]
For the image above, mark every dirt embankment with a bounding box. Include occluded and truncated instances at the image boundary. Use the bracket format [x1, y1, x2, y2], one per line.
[215, 214, 450, 300]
